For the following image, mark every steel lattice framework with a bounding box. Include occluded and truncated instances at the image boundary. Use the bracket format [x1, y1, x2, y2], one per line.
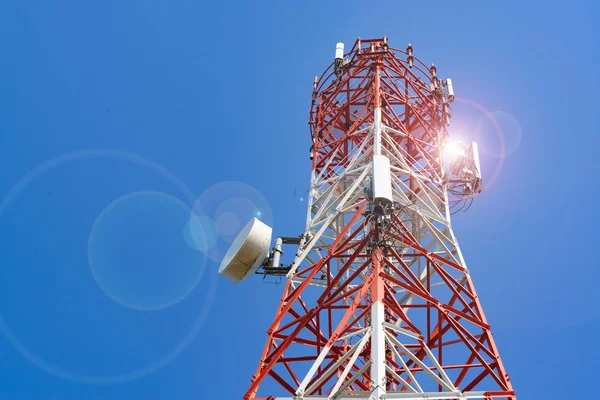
[244, 37, 515, 400]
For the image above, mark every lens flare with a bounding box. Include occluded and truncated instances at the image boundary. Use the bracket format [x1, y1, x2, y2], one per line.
[449, 97, 518, 190]
[88, 191, 205, 311]
[0, 149, 218, 385]
[443, 140, 466, 159]
[190, 181, 274, 263]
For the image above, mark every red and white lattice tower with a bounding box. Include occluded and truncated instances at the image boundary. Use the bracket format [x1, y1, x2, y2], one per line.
[223, 37, 516, 400]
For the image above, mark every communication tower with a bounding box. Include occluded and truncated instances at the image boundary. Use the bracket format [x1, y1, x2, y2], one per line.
[220, 37, 515, 400]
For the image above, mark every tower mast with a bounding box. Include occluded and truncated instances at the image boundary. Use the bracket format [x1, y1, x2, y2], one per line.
[225, 37, 515, 400]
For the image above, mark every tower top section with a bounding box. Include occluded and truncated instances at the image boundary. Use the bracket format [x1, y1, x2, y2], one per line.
[310, 36, 453, 139]
[309, 36, 482, 206]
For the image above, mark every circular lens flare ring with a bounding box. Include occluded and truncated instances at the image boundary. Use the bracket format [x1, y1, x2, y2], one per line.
[451, 97, 513, 190]
[189, 181, 274, 263]
[0, 149, 217, 384]
[88, 190, 206, 312]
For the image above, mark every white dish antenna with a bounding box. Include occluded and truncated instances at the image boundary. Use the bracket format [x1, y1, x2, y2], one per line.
[218, 217, 272, 283]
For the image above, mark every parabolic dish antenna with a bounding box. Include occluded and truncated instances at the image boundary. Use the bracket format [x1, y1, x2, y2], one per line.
[218, 217, 272, 283]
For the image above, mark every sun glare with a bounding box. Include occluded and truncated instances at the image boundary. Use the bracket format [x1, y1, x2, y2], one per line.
[444, 140, 466, 159]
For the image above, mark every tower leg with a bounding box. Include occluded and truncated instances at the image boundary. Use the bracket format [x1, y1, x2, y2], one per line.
[370, 247, 386, 399]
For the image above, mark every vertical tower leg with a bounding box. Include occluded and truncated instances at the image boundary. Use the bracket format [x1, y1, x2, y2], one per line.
[370, 247, 386, 399]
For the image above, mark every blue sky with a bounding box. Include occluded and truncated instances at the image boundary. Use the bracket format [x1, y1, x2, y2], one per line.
[0, 1, 598, 399]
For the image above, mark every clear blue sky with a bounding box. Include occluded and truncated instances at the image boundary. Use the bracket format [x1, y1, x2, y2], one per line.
[0, 1, 598, 399]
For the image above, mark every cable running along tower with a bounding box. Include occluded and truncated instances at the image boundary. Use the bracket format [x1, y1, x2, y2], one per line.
[219, 37, 516, 400]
